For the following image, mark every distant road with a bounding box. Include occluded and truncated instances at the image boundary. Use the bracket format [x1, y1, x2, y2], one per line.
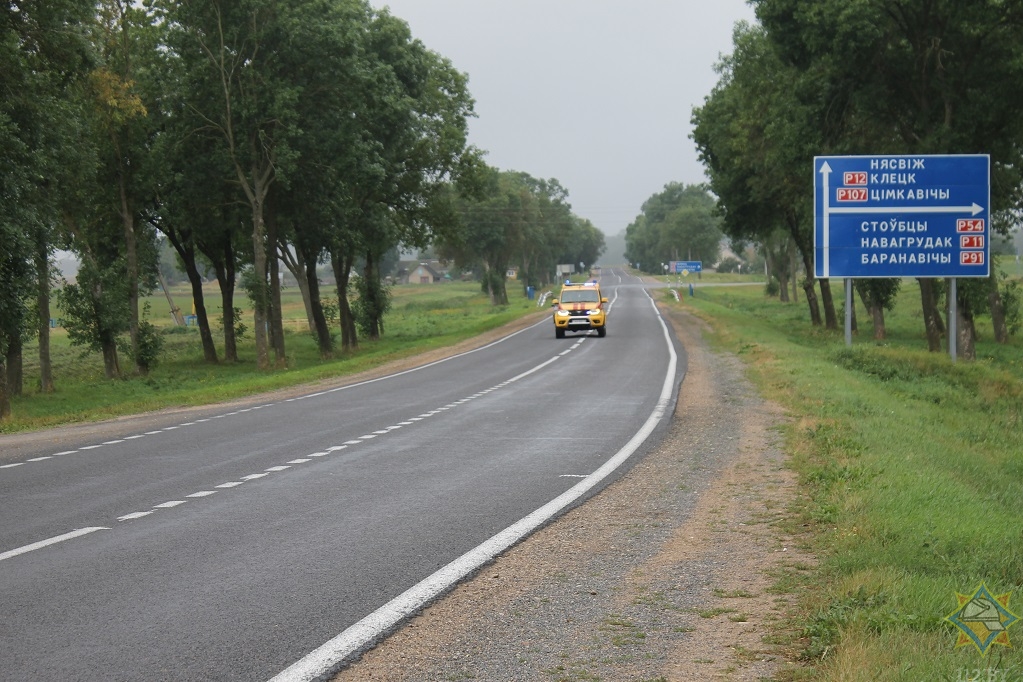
[0, 269, 685, 681]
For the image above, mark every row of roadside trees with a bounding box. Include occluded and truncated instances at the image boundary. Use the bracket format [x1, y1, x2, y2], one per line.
[0, 0, 602, 423]
[691, 0, 1023, 355]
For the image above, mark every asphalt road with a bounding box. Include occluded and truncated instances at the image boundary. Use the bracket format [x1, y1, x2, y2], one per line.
[0, 269, 685, 682]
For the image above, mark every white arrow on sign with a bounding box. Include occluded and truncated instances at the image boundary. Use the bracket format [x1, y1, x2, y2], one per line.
[820, 162, 832, 278]
[819, 161, 985, 278]
[831, 202, 984, 216]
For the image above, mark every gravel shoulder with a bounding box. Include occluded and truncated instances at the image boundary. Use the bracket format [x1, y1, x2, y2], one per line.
[332, 303, 814, 681]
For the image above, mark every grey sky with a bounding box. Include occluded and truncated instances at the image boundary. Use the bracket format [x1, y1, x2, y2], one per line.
[373, 0, 756, 235]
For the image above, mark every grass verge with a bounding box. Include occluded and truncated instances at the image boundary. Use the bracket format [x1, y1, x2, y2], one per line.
[671, 279, 1023, 681]
[5, 281, 543, 434]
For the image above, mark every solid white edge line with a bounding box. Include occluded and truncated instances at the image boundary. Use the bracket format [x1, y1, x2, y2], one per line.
[0, 527, 109, 563]
[268, 284, 678, 682]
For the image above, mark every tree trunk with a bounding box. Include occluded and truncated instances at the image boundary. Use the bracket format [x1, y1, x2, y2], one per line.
[186, 262, 219, 364]
[0, 357, 10, 421]
[957, 292, 977, 361]
[249, 188, 270, 370]
[36, 241, 54, 393]
[214, 255, 238, 363]
[166, 233, 219, 364]
[856, 287, 887, 340]
[919, 278, 943, 352]
[5, 335, 23, 397]
[301, 245, 333, 358]
[790, 243, 799, 303]
[101, 335, 121, 379]
[266, 208, 286, 368]
[989, 275, 1009, 344]
[799, 252, 822, 326]
[280, 243, 316, 332]
[331, 247, 358, 350]
[117, 148, 141, 375]
[363, 251, 381, 340]
[820, 279, 838, 330]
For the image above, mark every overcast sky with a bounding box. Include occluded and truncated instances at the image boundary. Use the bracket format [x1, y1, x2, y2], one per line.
[372, 0, 757, 235]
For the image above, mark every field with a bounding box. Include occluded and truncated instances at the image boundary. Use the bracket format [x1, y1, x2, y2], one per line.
[670, 269, 1023, 681]
[5, 280, 544, 434]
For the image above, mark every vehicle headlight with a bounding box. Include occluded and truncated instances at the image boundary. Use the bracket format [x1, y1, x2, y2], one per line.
[556, 310, 571, 317]
[587, 309, 602, 315]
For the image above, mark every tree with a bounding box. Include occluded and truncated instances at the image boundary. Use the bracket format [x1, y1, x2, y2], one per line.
[165, 0, 302, 370]
[754, 0, 1023, 353]
[1, 0, 94, 419]
[692, 23, 836, 327]
[624, 183, 722, 275]
[89, 0, 161, 374]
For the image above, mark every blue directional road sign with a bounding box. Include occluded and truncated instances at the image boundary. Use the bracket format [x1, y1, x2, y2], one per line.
[670, 260, 702, 273]
[814, 154, 990, 278]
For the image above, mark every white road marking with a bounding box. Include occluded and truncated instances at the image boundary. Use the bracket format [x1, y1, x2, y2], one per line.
[154, 501, 185, 509]
[0, 463, 24, 469]
[268, 284, 678, 682]
[79, 445, 102, 450]
[53, 450, 77, 455]
[163, 426, 179, 431]
[215, 482, 243, 488]
[287, 459, 311, 465]
[241, 474, 269, 480]
[326, 446, 346, 452]
[265, 466, 291, 472]
[308, 452, 329, 457]
[0, 527, 109, 562]
[145, 430, 164, 435]
[343, 440, 362, 445]
[186, 491, 217, 498]
[27, 457, 52, 462]
[123, 435, 144, 440]
[558, 475, 589, 478]
[358, 435, 377, 440]
[102, 440, 124, 445]
[118, 511, 153, 521]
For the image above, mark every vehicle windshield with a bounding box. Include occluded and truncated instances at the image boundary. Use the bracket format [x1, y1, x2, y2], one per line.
[560, 289, 600, 304]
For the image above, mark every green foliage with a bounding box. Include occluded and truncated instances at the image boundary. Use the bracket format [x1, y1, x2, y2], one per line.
[624, 183, 722, 274]
[119, 303, 163, 374]
[677, 280, 1023, 677]
[353, 276, 392, 338]
[438, 168, 604, 299]
[5, 282, 536, 433]
[56, 260, 130, 354]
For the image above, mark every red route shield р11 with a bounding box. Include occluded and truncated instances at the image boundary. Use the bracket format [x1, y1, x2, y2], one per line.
[814, 154, 990, 279]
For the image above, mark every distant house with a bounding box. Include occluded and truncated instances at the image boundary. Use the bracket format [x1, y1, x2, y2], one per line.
[407, 262, 443, 284]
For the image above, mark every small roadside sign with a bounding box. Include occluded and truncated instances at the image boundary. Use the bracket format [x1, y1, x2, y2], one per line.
[814, 155, 990, 278]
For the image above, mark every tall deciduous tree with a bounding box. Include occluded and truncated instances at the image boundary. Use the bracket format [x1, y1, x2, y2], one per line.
[1, 0, 94, 420]
[165, 0, 300, 370]
[754, 0, 1023, 354]
[624, 183, 722, 275]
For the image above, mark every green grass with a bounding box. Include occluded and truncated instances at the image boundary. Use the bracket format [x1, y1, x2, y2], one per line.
[669, 276, 1023, 680]
[5, 281, 541, 434]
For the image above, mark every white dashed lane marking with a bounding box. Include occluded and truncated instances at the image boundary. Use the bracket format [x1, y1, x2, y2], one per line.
[8, 333, 588, 541]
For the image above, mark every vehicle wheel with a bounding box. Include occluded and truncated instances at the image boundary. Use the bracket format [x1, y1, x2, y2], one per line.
[597, 325, 606, 338]
[555, 328, 565, 339]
